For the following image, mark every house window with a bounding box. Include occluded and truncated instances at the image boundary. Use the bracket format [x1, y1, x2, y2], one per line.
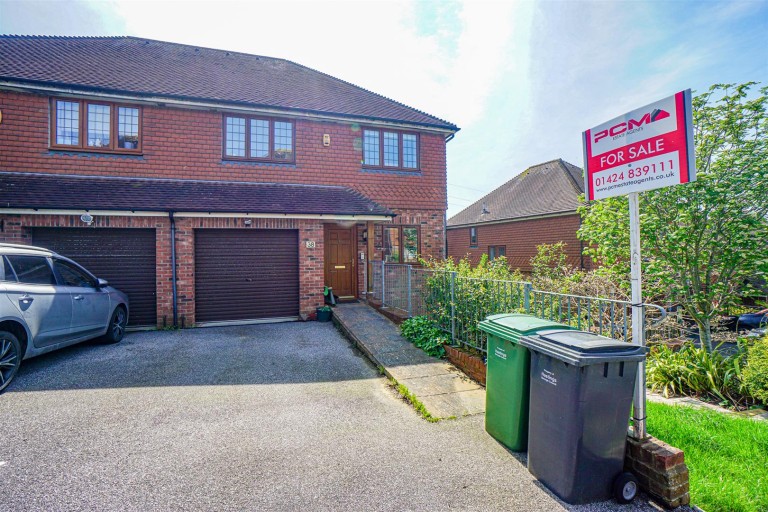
[382, 226, 420, 263]
[362, 128, 419, 170]
[223, 115, 295, 162]
[51, 98, 142, 153]
[488, 246, 506, 261]
[469, 227, 478, 248]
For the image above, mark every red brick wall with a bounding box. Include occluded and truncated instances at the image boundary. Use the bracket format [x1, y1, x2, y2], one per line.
[0, 89, 450, 324]
[446, 214, 588, 272]
[0, 90, 447, 212]
[0, 214, 325, 325]
[172, 217, 324, 324]
[0, 214, 176, 325]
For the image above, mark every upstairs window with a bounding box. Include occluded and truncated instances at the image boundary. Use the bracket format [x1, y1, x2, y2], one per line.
[469, 227, 478, 248]
[362, 128, 419, 170]
[51, 98, 142, 153]
[223, 115, 294, 163]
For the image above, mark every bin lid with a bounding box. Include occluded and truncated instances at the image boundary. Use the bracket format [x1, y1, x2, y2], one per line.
[479, 314, 572, 336]
[538, 330, 634, 353]
[519, 329, 647, 366]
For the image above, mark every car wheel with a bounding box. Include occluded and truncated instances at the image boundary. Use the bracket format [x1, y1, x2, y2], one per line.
[0, 331, 22, 394]
[102, 306, 127, 344]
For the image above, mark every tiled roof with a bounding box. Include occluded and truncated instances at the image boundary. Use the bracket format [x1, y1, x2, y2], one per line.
[0, 35, 458, 131]
[447, 159, 584, 227]
[0, 172, 393, 216]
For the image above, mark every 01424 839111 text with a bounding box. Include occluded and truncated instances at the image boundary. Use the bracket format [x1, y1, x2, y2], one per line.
[594, 158, 676, 187]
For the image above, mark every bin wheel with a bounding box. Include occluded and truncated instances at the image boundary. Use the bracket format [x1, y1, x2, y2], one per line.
[613, 472, 639, 503]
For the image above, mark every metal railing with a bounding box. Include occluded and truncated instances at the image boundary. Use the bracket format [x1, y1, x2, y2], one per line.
[369, 261, 668, 354]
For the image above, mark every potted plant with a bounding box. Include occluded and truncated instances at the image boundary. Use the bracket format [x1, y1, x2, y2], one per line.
[316, 305, 333, 322]
[121, 135, 139, 149]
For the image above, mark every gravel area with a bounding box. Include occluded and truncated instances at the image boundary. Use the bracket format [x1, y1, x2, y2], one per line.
[0, 322, 666, 511]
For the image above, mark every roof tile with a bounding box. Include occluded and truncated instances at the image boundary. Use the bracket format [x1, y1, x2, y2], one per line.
[447, 159, 584, 226]
[0, 172, 393, 216]
[0, 36, 457, 131]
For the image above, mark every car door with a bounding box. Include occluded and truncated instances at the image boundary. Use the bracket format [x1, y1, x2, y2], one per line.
[52, 258, 111, 339]
[3, 254, 73, 347]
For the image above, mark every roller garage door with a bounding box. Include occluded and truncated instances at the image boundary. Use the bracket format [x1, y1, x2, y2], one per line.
[31, 228, 157, 327]
[194, 229, 299, 324]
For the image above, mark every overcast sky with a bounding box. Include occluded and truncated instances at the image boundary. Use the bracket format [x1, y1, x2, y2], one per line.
[1, 0, 766, 216]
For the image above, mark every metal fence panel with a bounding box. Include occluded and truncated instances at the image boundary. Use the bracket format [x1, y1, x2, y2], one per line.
[370, 262, 669, 354]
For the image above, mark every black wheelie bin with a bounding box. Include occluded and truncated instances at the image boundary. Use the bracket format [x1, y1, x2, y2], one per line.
[519, 330, 647, 504]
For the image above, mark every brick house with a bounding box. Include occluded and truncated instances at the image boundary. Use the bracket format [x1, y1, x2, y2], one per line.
[447, 159, 589, 273]
[0, 36, 458, 327]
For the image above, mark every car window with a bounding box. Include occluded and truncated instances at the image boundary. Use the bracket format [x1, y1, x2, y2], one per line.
[6, 255, 56, 285]
[53, 259, 95, 288]
[1, 256, 17, 282]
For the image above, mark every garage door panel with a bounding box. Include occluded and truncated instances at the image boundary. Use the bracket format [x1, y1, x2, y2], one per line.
[195, 229, 299, 323]
[31, 228, 157, 327]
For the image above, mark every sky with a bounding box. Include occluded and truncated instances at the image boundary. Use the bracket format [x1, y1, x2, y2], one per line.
[1, 0, 766, 217]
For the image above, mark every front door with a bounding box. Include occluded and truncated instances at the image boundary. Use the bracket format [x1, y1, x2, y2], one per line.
[324, 226, 355, 299]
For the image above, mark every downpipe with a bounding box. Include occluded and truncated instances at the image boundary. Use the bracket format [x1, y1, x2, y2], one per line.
[169, 211, 178, 328]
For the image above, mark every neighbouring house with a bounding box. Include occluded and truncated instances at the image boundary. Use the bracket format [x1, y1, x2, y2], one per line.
[0, 36, 458, 327]
[446, 159, 588, 273]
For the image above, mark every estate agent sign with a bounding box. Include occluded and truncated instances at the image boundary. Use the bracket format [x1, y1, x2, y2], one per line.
[581, 89, 695, 440]
[583, 90, 695, 201]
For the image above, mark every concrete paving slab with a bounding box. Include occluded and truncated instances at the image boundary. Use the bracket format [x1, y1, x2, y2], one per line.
[333, 302, 486, 420]
[386, 361, 459, 380]
[399, 373, 482, 397]
[424, 389, 488, 418]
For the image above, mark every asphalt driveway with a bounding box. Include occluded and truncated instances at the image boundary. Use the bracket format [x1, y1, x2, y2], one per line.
[0, 323, 661, 511]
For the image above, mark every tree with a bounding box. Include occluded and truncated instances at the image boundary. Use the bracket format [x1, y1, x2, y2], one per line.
[578, 83, 768, 352]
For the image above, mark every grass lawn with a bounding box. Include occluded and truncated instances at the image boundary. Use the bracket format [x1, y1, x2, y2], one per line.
[647, 402, 768, 512]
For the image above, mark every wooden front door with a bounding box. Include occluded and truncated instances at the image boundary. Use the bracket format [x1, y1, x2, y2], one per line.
[324, 226, 356, 298]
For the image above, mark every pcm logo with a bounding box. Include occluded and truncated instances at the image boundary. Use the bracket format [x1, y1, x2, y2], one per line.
[594, 108, 670, 144]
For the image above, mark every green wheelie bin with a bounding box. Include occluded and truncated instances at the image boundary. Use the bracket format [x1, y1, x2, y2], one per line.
[478, 314, 574, 451]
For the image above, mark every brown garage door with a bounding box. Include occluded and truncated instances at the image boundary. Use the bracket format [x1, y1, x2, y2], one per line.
[195, 229, 299, 323]
[31, 228, 157, 327]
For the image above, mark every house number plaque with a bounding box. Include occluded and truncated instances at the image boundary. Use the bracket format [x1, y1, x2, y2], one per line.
[305, 241, 316, 249]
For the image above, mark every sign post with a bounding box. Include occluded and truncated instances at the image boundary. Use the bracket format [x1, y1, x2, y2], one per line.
[627, 191, 645, 438]
[583, 90, 695, 440]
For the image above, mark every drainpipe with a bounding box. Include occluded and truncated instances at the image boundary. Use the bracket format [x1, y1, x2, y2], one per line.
[169, 211, 178, 328]
[443, 211, 448, 259]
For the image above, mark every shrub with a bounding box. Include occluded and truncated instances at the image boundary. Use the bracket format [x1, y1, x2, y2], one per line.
[400, 316, 448, 358]
[530, 242, 627, 299]
[419, 255, 525, 350]
[646, 342, 751, 407]
[742, 335, 768, 405]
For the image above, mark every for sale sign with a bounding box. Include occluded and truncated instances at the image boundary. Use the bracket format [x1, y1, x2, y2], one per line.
[582, 90, 695, 201]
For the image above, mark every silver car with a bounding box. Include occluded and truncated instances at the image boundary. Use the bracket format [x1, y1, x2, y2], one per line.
[0, 243, 129, 393]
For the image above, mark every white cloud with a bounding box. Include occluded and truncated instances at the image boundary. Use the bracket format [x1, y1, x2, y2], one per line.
[106, 0, 524, 129]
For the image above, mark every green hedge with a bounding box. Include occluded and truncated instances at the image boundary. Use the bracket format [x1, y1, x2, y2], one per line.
[743, 335, 768, 404]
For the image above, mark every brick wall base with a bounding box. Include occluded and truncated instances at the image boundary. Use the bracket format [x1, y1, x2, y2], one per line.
[444, 345, 486, 386]
[1, 211, 443, 328]
[625, 436, 690, 508]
